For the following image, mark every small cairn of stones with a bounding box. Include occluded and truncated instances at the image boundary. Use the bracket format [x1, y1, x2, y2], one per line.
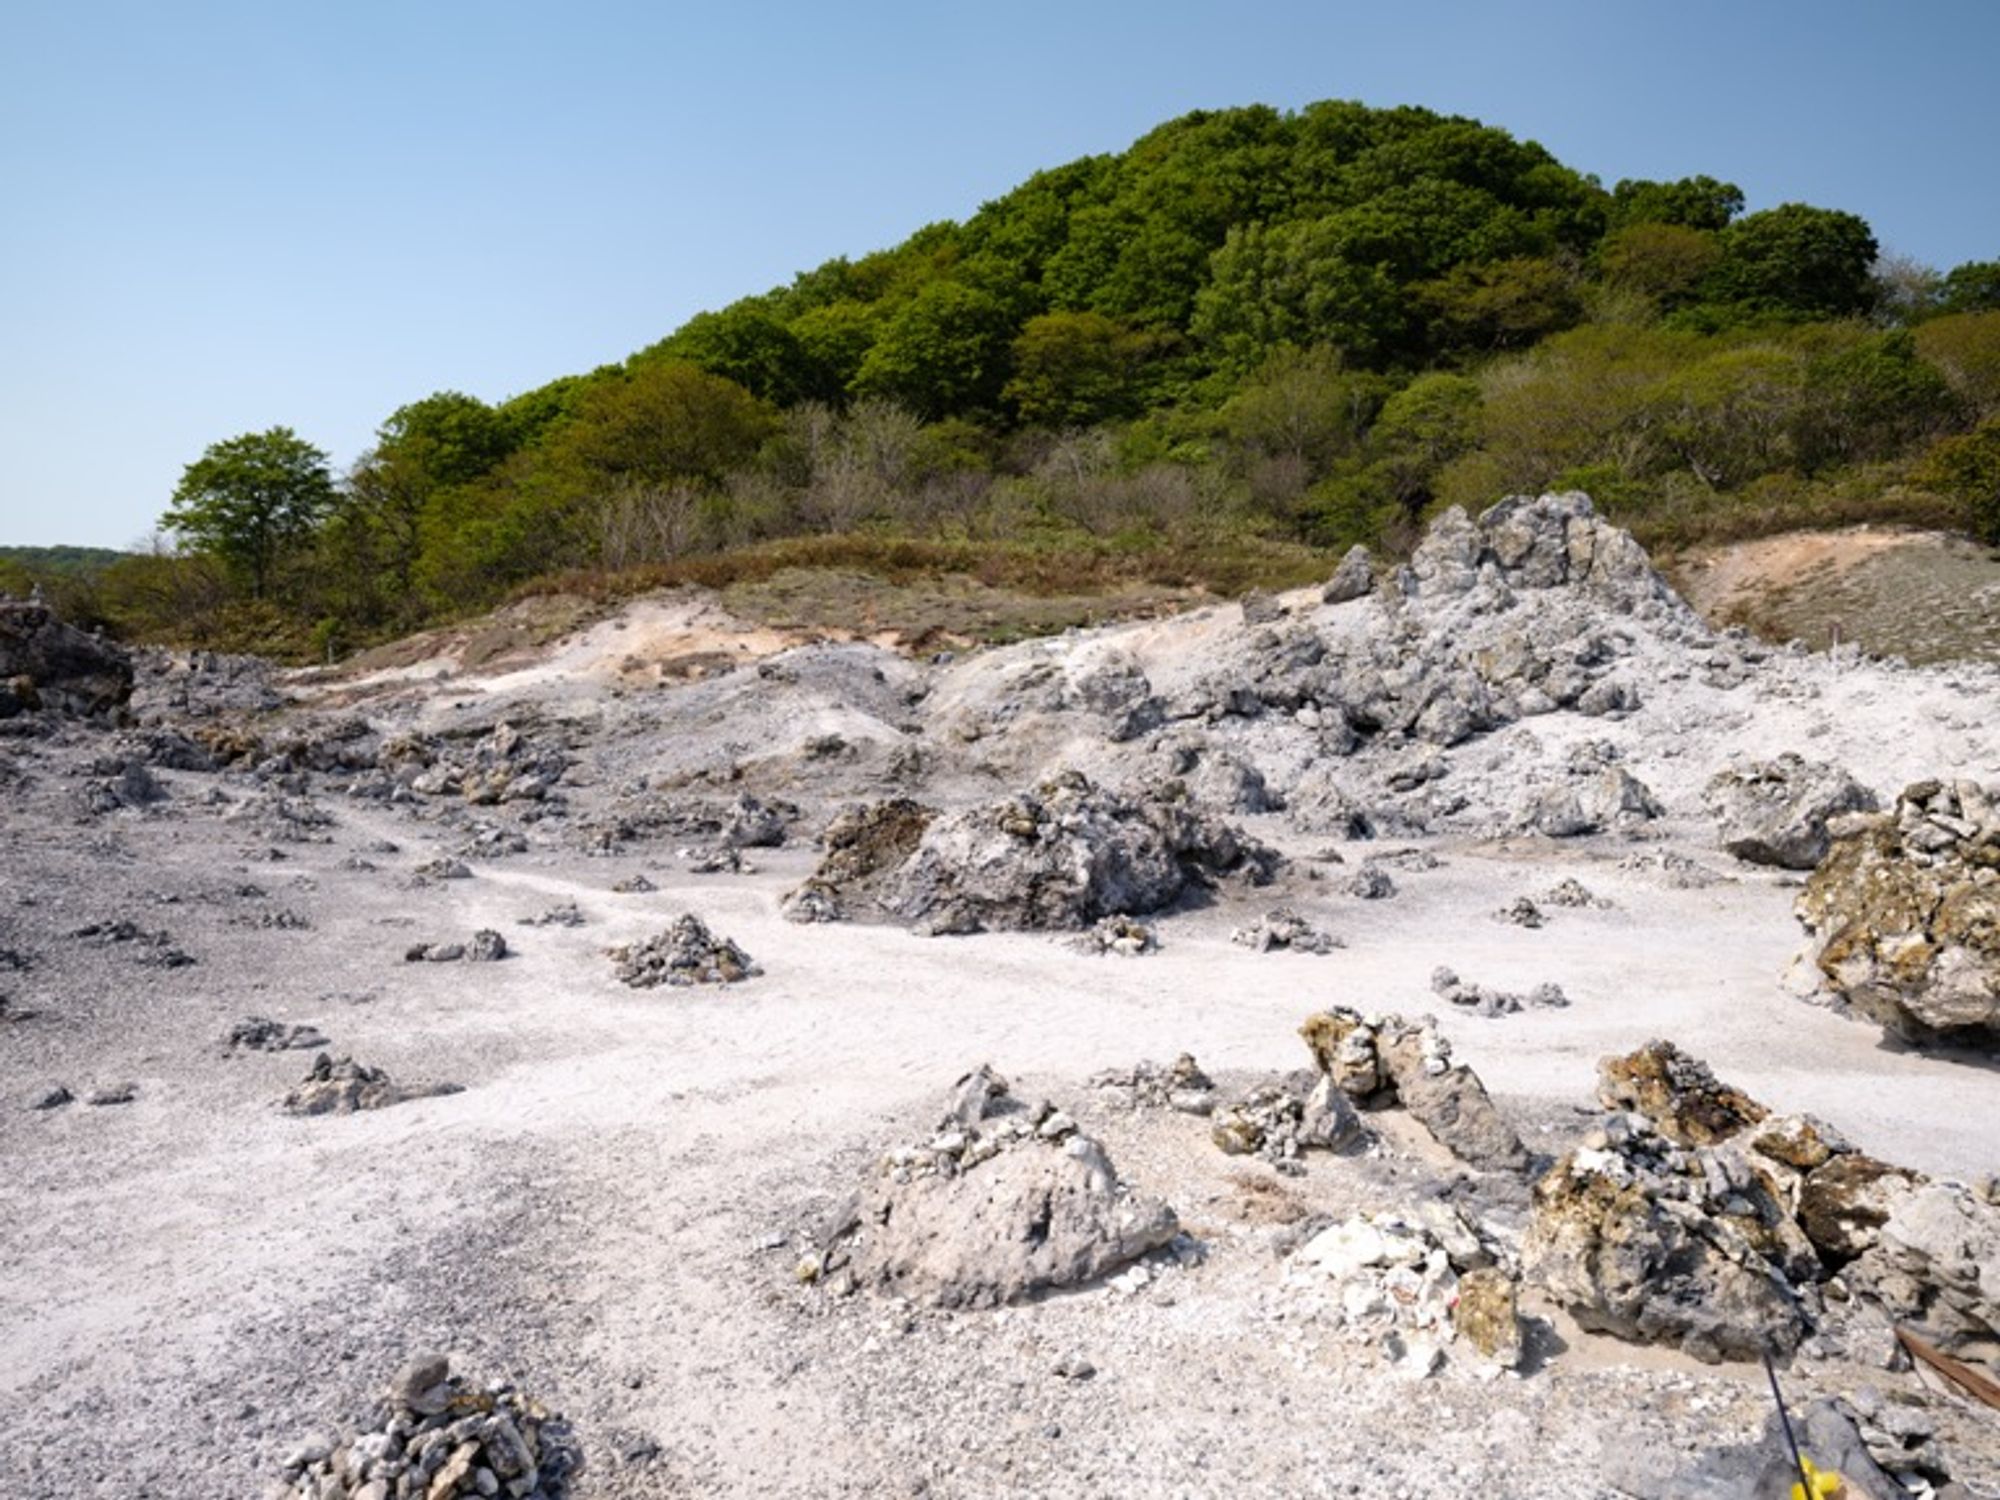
[274, 1353, 581, 1499]
[1089, 1053, 1215, 1114]
[874, 1070, 1085, 1184]
[610, 914, 759, 988]
[1542, 877, 1608, 908]
[1230, 907, 1341, 954]
[680, 844, 752, 874]
[1066, 915, 1159, 957]
[1344, 866, 1395, 900]
[1429, 965, 1568, 1018]
[1492, 896, 1545, 928]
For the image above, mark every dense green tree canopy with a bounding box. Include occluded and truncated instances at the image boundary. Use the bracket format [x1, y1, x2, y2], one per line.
[163, 428, 335, 599]
[1710, 204, 1879, 320]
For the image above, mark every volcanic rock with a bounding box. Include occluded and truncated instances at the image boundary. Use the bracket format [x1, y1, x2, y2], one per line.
[1705, 753, 1878, 869]
[819, 1069, 1178, 1308]
[0, 601, 132, 717]
[610, 914, 760, 987]
[274, 1355, 581, 1499]
[1794, 780, 2000, 1046]
[1321, 544, 1375, 604]
[1597, 1040, 1768, 1146]
[884, 771, 1275, 935]
[1298, 1008, 1529, 1173]
[280, 1054, 462, 1115]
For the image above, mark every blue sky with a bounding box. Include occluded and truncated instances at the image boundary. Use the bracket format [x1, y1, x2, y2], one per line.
[3, 0, 1996, 548]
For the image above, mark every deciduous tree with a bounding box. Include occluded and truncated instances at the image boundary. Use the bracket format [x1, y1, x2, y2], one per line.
[163, 428, 335, 599]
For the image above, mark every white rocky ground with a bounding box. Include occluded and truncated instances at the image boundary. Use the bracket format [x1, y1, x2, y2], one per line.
[1, 495, 1997, 1498]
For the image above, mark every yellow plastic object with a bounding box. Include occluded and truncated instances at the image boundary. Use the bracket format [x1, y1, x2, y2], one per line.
[1789, 1455, 1845, 1499]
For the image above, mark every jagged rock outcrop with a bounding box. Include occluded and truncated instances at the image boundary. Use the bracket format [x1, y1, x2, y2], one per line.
[782, 798, 936, 920]
[883, 770, 1277, 935]
[1525, 1126, 1810, 1362]
[1404, 491, 1685, 617]
[1298, 1008, 1529, 1173]
[1528, 1040, 2000, 1372]
[1705, 753, 1878, 869]
[814, 1068, 1179, 1308]
[0, 601, 132, 717]
[1596, 1039, 1768, 1147]
[1794, 780, 2000, 1046]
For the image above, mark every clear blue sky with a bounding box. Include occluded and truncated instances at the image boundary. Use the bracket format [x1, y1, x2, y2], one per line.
[3, 0, 1996, 548]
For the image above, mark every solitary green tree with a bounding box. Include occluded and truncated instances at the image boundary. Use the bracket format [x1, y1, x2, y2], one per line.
[163, 428, 335, 599]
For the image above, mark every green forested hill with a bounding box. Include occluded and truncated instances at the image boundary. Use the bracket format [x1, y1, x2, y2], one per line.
[0, 545, 127, 579]
[99, 100, 2000, 654]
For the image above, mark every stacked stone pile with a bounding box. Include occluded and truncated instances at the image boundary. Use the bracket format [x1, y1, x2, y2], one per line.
[273, 1355, 581, 1499]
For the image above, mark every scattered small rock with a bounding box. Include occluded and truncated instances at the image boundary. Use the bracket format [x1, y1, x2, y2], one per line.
[519, 901, 586, 928]
[1230, 908, 1341, 954]
[280, 1053, 462, 1115]
[1429, 966, 1568, 1018]
[225, 1016, 329, 1054]
[1066, 915, 1159, 956]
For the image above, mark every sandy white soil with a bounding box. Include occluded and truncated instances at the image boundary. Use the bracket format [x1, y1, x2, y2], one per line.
[3, 531, 1998, 1498]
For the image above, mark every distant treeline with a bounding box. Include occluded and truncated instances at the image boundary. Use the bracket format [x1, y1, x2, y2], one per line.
[41, 100, 2000, 656]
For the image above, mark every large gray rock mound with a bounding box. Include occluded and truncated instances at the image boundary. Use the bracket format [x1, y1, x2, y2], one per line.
[884, 770, 1276, 934]
[1794, 780, 2000, 1046]
[0, 601, 132, 717]
[818, 1068, 1179, 1308]
[1705, 753, 1878, 869]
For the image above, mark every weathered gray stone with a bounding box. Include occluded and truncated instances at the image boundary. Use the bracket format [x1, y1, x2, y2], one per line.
[1705, 754, 1878, 869]
[1794, 780, 2000, 1046]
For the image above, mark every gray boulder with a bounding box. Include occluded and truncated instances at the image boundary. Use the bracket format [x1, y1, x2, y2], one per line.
[823, 1071, 1178, 1308]
[1794, 780, 2000, 1046]
[0, 601, 132, 717]
[1705, 754, 1878, 869]
[884, 771, 1276, 935]
[1321, 545, 1375, 604]
[1525, 1142, 1808, 1363]
[1844, 1180, 2000, 1367]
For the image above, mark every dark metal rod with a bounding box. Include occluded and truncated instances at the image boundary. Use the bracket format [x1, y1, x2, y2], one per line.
[1762, 1349, 1815, 1497]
